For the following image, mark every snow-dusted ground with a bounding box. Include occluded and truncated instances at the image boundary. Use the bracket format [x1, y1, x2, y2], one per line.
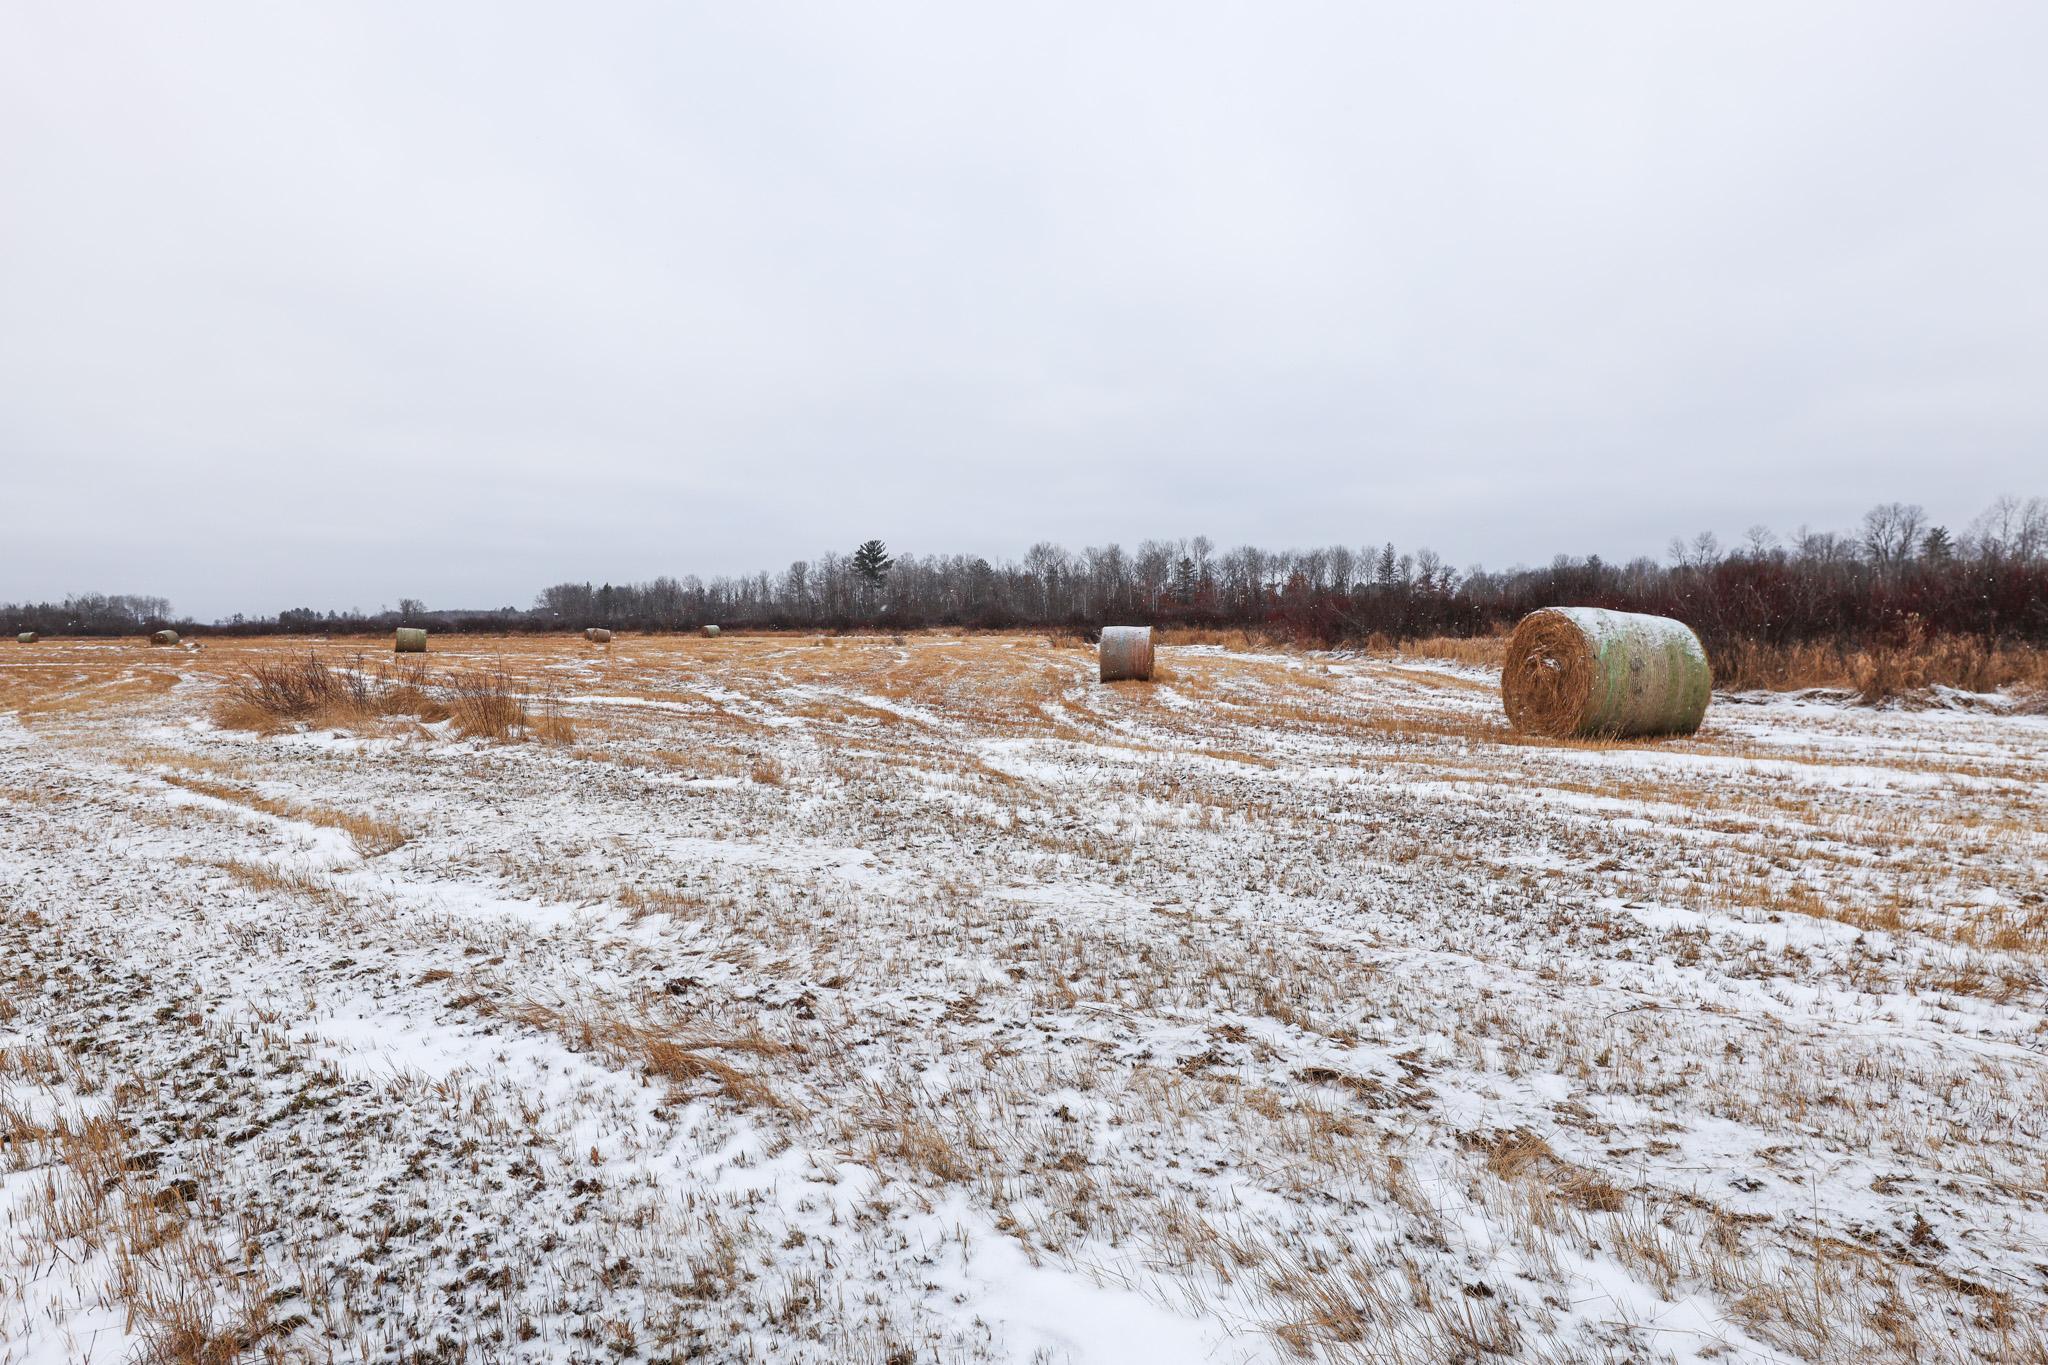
[2, 634, 2044, 1364]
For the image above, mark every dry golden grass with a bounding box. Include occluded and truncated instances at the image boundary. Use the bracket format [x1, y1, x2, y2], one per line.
[486, 999, 788, 1108]
[0, 656, 182, 724]
[155, 771, 410, 856]
[196, 647, 580, 744]
[1394, 633, 1510, 668]
[1154, 626, 1268, 649]
[1467, 1126, 1627, 1213]
[214, 858, 344, 902]
[617, 884, 711, 922]
[1714, 632, 2048, 702]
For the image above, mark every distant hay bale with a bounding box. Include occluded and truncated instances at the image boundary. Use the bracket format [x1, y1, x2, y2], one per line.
[150, 629, 180, 647]
[1501, 608, 1710, 739]
[1099, 626, 1155, 682]
[17, 631, 37, 644]
[702, 624, 721, 638]
[394, 628, 428, 653]
[585, 627, 613, 644]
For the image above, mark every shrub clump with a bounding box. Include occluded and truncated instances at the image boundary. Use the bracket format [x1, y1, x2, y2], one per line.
[217, 654, 575, 741]
[212, 653, 449, 734]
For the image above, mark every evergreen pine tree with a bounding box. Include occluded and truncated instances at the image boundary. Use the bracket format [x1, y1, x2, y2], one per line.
[853, 540, 893, 587]
[852, 540, 893, 619]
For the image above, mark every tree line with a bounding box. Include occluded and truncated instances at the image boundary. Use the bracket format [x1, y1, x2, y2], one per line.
[2, 592, 175, 636]
[8, 496, 2045, 653]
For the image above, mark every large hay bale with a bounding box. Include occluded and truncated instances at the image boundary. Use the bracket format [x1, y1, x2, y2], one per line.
[702, 624, 721, 638]
[1501, 608, 1710, 739]
[1098, 625, 1155, 682]
[585, 627, 613, 644]
[150, 629, 180, 647]
[394, 628, 428, 653]
[17, 631, 37, 644]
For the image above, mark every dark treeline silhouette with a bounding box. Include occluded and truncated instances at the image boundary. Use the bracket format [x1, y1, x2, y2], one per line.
[2, 592, 176, 637]
[8, 497, 2045, 654]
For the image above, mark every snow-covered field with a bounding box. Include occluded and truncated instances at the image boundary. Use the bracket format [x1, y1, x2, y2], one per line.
[2, 633, 2044, 1364]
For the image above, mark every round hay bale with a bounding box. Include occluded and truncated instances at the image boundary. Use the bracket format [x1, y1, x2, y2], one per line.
[1098, 625, 1155, 682]
[702, 624, 721, 638]
[394, 628, 428, 653]
[1501, 608, 1710, 739]
[585, 627, 613, 644]
[150, 629, 180, 647]
[17, 631, 38, 644]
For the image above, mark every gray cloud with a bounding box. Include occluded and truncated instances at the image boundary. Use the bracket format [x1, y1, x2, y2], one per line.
[4, 1, 2044, 618]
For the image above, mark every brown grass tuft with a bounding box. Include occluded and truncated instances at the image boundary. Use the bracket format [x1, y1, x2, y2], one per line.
[212, 651, 450, 733]
[158, 773, 410, 856]
[489, 1000, 788, 1108]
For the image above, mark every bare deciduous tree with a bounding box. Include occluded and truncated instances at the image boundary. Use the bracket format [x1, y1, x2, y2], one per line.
[1861, 502, 1926, 571]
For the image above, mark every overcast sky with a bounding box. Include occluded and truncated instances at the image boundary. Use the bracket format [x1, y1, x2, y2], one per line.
[4, 2, 2044, 619]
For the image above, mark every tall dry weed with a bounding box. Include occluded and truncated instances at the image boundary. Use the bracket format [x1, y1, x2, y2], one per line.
[213, 652, 450, 732]
[1396, 635, 1508, 668]
[446, 667, 526, 740]
[446, 667, 576, 743]
[1713, 630, 2048, 703]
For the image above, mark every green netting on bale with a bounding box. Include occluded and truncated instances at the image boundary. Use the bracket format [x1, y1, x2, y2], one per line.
[1502, 607, 1710, 739]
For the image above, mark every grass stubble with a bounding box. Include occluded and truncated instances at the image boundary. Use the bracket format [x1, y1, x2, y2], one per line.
[0, 633, 2043, 1362]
